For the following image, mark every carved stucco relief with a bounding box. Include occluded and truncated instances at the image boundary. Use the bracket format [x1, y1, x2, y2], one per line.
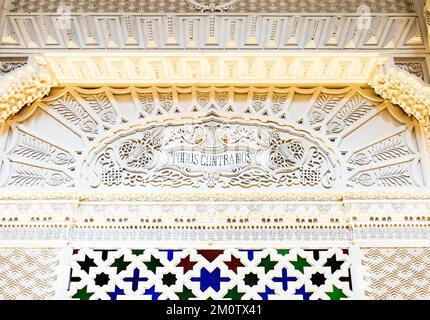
[0, 248, 61, 300]
[0, 57, 56, 123]
[369, 66, 430, 151]
[362, 247, 430, 300]
[0, 85, 425, 192]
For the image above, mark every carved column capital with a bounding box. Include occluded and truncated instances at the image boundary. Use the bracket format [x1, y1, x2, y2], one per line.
[0, 56, 57, 123]
[369, 59, 430, 149]
[370, 67, 430, 122]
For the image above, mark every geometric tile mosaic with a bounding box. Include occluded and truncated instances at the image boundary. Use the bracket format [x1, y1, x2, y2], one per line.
[67, 248, 353, 300]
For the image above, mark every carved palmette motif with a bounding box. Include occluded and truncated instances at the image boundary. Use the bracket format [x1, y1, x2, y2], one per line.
[326, 95, 374, 134]
[81, 93, 118, 125]
[89, 118, 339, 189]
[349, 132, 414, 166]
[349, 163, 415, 187]
[308, 93, 341, 125]
[47, 93, 98, 134]
[8, 164, 73, 187]
[12, 131, 75, 166]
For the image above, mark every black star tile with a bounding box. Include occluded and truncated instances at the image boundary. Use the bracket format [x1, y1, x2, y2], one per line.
[77, 255, 97, 274]
[324, 255, 344, 273]
[310, 272, 326, 287]
[162, 273, 177, 287]
[94, 272, 110, 287]
[244, 272, 259, 287]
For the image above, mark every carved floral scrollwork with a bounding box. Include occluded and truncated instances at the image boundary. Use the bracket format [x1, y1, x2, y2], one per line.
[118, 130, 162, 169]
[269, 134, 306, 170]
[88, 117, 340, 189]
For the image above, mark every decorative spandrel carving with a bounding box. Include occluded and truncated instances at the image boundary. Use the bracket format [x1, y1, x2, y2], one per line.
[8, 163, 73, 187]
[0, 85, 425, 190]
[11, 129, 75, 166]
[87, 118, 340, 189]
[348, 163, 416, 187]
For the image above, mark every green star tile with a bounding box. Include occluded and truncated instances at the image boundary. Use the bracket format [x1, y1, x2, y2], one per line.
[110, 256, 131, 273]
[131, 249, 145, 256]
[258, 255, 277, 273]
[144, 255, 163, 273]
[72, 286, 94, 300]
[224, 286, 245, 300]
[326, 285, 347, 300]
[176, 286, 196, 300]
[277, 249, 290, 256]
[291, 255, 311, 273]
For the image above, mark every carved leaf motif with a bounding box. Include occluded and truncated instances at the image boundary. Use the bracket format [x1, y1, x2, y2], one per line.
[84, 94, 116, 124]
[271, 92, 288, 114]
[309, 94, 341, 124]
[369, 138, 410, 162]
[350, 134, 412, 166]
[9, 166, 47, 186]
[376, 167, 412, 187]
[215, 92, 228, 108]
[14, 135, 55, 162]
[327, 95, 373, 134]
[52, 94, 97, 133]
[253, 93, 267, 112]
[51, 152, 74, 165]
[197, 92, 210, 107]
[46, 173, 66, 186]
[52, 95, 84, 125]
[159, 92, 173, 112]
[138, 93, 155, 114]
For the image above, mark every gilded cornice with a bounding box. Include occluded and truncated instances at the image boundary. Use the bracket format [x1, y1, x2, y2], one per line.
[0, 57, 56, 123]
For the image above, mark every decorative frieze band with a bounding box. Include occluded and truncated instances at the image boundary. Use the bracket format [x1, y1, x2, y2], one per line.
[1, 192, 430, 242]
